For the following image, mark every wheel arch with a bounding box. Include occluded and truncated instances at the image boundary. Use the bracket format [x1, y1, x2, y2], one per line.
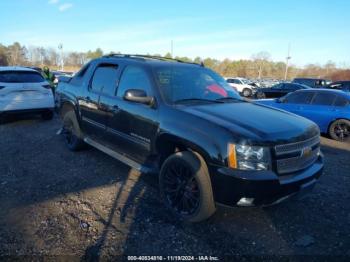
[155, 133, 214, 168]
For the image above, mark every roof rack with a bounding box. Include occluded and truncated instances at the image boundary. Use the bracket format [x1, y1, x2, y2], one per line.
[102, 54, 204, 67]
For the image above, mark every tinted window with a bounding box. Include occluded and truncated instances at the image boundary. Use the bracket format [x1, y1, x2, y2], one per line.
[117, 66, 152, 97]
[0, 71, 44, 83]
[226, 79, 234, 83]
[285, 83, 303, 90]
[285, 92, 314, 104]
[233, 79, 241, 84]
[75, 63, 91, 78]
[334, 96, 349, 107]
[311, 93, 336, 105]
[91, 65, 119, 96]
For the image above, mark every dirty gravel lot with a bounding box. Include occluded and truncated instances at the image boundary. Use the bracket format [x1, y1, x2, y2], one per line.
[0, 115, 349, 260]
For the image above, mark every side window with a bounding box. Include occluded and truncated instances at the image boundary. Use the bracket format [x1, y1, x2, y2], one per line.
[334, 96, 349, 107]
[91, 64, 119, 96]
[311, 93, 336, 106]
[70, 62, 91, 85]
[233, 79, 241, 84]
[227, 79, 234, 83]
[284, 84, 295, 89]
[117, 66, 152, 97]
[285, 92, 314, 104]
[76, 62, 91, 78]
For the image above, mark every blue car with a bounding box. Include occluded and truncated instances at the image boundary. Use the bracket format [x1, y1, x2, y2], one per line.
[256, 89, 350, 142]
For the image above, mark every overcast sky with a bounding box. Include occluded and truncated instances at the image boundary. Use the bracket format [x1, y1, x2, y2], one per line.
[1, 0, 349, 67]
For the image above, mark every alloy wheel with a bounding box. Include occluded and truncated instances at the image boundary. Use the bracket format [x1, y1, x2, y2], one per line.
[162, 160, 200, 216]
[334, 123, 350, 142]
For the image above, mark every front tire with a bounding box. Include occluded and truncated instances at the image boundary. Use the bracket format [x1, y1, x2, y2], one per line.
[159, 151, 216, 223]
[329, 119, 350, 142]
[242, 88, 252, 97]
[62, 111, 86, 151]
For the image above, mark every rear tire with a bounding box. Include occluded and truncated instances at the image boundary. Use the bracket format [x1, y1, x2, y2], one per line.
[159, 151, 216, 223]
[329, 119, 350, 142]
[62, 111, 86, 151]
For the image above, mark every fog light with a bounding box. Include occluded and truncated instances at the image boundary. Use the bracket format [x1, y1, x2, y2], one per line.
[237, 197, 255, 206]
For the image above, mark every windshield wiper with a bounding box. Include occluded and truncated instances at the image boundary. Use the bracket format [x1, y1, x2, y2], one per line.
[174, 98, 224, 104]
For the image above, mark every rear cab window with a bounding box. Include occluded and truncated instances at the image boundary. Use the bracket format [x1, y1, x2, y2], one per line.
[70, 62, 92, 86]
[0, 71, 45, 83]
[90, 64, 119, 96]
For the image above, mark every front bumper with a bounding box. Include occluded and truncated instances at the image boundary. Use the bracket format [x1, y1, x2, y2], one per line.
[209, 154, 324, 207]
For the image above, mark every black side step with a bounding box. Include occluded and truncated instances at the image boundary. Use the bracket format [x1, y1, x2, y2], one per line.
[83, 137, 156, 174]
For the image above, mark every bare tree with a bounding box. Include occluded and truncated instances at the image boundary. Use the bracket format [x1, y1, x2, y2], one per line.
[251, 51, 271, 79]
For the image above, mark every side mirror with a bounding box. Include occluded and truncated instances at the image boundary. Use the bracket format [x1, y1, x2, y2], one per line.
[123, 89, 154, 105]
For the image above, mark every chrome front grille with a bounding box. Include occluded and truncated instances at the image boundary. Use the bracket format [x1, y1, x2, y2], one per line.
[275, 136, 320, 156]
[275, 136, 320, 175]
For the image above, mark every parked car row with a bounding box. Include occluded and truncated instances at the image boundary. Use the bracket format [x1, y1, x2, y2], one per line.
[292, 78, 330, 88]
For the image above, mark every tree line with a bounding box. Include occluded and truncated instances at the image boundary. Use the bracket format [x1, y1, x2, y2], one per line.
[0, 42, 349, 81]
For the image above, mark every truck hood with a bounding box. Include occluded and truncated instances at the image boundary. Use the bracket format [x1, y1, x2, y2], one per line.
[179, 101, 319, 145]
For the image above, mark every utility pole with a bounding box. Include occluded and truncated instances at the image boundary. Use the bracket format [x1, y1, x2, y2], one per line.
[58, 43, 64, 71]
[284, 43, 291, 81]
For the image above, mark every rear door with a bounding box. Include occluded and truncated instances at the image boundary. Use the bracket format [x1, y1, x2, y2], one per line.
[301, 92, 338, 131]
[332, 95, 350, 116]
[79, 64, 118, 140]
[280, 91, 315, 115]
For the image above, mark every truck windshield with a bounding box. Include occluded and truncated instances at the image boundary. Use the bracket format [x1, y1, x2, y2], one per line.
[0, 71, 45, 83]
[153, 65, 241, 104]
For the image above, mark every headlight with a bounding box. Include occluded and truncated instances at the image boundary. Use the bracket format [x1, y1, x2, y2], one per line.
[228, 144, 271, 171]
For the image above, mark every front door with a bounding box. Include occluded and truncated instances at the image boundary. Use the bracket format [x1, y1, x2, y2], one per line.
[105, 65, 159, 164]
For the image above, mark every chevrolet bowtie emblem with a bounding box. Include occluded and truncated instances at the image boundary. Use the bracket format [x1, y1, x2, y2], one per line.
[301, 147, 312, 157]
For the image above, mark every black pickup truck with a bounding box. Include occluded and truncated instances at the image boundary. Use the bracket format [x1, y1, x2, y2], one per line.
[56, 54, 324, 222]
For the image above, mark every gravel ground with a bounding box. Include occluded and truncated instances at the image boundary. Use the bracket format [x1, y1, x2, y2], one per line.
[0, 114, 349, 260]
